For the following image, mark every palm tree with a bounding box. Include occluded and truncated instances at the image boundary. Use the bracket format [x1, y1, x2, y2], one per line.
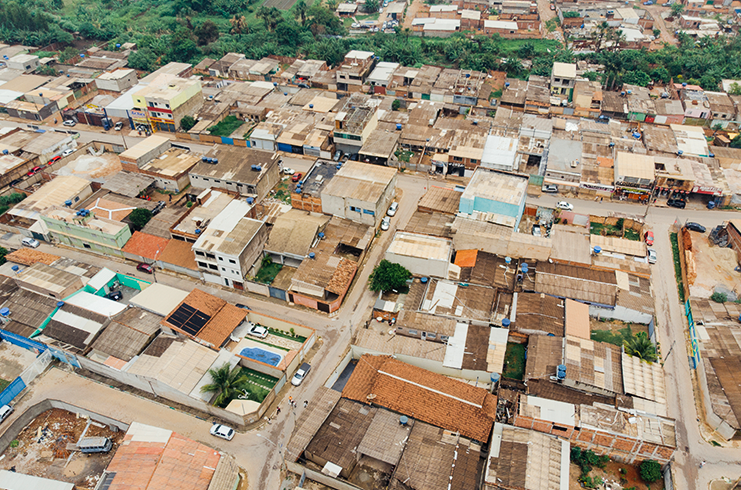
[294, 0, 307, 26]
[200, 363, 250, 407]
[624, 332, 658, 363]
[230, 15, 248, 35]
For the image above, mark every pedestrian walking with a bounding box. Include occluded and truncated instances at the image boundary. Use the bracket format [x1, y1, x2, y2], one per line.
[288, 396, 293, 405]
[700, 461, 706, 468]
[303, 400, 308, 408]
[276, 406, 281, 415]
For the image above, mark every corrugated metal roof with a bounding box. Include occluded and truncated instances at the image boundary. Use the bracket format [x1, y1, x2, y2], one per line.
[622, 353, 667, 404]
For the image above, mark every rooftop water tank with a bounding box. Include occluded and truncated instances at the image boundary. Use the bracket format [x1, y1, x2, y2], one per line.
[0, 308, 9, 317]
[502, 318, 511, 328]
[2, 150, 7, 154]
[56, 301, 64, 308]
[64, 200, 72, 207]
[396, 123, 402, 130]
[557, 364, 567, 380]
[490, 372, 500, 383]
[309, 252, 315, 259]
[682, 82, 687, 87]
[10, 265, 19, 272]
[116, 44, 121, 48]
[420, 277, 428, 284]
[309, 104, 314, 108]
[521, 262, 528, 273]
[202, 156, 208, 162]
[246, 197, 254, 204]
[195, 229, 201, 234]
[504, 256, 511, 264]
[399, 415, 409, 425]
[710, 153, 715, 158]
[213, 158, 218, 164]
[255, 166, 262, 171]
[594, 246, 602, 254]
[318, 232, 325, 238]
[632, 132, 641, 139]
[678, 150, 683, 155]
[505, 82, 510, 88]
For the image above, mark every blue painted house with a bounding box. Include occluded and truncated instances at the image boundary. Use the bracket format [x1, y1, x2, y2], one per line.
[458, 168, 528, 229]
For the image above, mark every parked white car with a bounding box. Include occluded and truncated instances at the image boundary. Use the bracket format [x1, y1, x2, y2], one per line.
[21, 237, 40, 248]
[556, 201, 573, 211]
[62, 149, 74, 157]
[282, 167, 295, 175]
[647, 248, 657, 264]
[0, 405, 13, 424]
[387, 202, 398, 216]
[381, 217, 390, 231]
[248, 324, 268, 339]
[210, 424, 235, 441]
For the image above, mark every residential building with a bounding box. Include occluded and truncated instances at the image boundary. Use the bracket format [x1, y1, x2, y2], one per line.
[189, 146, 281, 201]
[336, 50, 376, 92]
[572, 80, 602, 118]
[95, 68, 138, 93]
[706, 91, 736, 127]
[139, 147, 201, 192]
[321, 160, 397, 227]
[132, 74, 203, 132]
[333, 94, 380, 154]
[654, 155, 695, 194]
[384, 231, 452, 278]
[119, 134, 172, 171]
[41, 206, 132, 258]
[458, 168, 528, 229]
[367, 62, 400, 94]
[545, 137, 583, 186]
[550, 62, 577, 101]
[192, 200, 268, 289]
[6, 54, 39, 72]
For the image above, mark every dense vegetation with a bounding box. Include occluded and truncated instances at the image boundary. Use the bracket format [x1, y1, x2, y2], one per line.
[4, 0, 741, 91]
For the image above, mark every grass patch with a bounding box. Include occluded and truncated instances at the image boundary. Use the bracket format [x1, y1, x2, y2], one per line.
[711, 440, 722, 447]
[255, 261, 282, 284]
[208, 115, 244, 137]
[240, 366, 279, 389]
[589, 222, 604, 235]
[395, 149, 414, 163]
[670, 233, 686, 303]
[591, 325, 634, 347]
[268, 327, 307, 343]
[503, 343, 526, 380]
[0, 379, 11, 392]
[623, 228, 640, 241]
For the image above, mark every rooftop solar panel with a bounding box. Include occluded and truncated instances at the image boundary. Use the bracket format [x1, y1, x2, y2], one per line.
[166, 303, 211, 336]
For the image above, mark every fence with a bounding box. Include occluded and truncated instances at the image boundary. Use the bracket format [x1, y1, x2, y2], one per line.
[0, 349, 52, 407]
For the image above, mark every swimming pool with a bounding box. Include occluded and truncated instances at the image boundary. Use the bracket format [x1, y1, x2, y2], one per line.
[239, 347, 283, 367]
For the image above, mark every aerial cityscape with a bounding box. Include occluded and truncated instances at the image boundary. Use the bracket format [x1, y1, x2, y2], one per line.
[1, 0, 741, 489]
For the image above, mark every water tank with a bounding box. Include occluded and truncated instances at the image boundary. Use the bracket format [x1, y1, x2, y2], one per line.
[677, 150, 683, 155]
[10, 265, 19, 272]
[213, 158, 218, 164]
[2, 150, 7, 154]
[0, 308, 9, 317]
[632, 132, 641, 139]
[502, 318, 511, 328]
[56, 301, 64, 308]
[336, 164, 341, 170]
[490, 373, 500, 383]
[116, 43, 121, 48]
[309, 104, 314, 109]
[521, 262, 528, 273]
[318, 232, 325, 239]
[682, 82, 687, 87]
[64, 200, 72, 207]
[80, 54, 85, 58]
[283, 92, 288, 96]
[396, 123, 402, 130]
[420, 277, 428, 284]
[627, 90, 632, 95]
[621, 91, 625, 96]
[504, 256, 511, 264]
[246, 197, 254, 204]
[273, 82, 277, 87]
[202, 156, 208, 162]
[710, 153, 715, 158]
[609, 142, 615, 147]
[399, 415, 409, 425]
[465, 73, 470, 78]
[557, 364, 567, 380]
[505, 82, 510, 88]
[309, 252, 315, 259]
[255, 166, 262, 171]
[472, 120, 478, 126]
[593, 246, 602, 254]
[195, 228, 201, 234]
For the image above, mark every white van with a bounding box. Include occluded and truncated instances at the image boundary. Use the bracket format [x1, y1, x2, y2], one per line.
[77, 436, 113, 454]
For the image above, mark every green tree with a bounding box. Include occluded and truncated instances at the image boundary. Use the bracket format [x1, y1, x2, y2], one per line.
[59, 46, 79, 63]
[545, 18, 558, 32]
[711, 292, 728, 303]
[364, 0, 380, 12]
[622, 70, 651, 87]
[180, 115, 197, 131]
[517, 42, 534, 59]
[729, 82, 741, 96]
[194, 20, 220, 46]
[650, 67, 670, 84]
[257, 6, 282, 32]
[582, 71, 600, 81]
[128, 208, 153, 231]
[200, 363, 250, 407]
[639, 460, 662, 483]
[0, 247, 8, 266]
[732, 134, 741, 149]
[653, 28, 661, 38]
[294, 0, 307, 25]
[128, 48, 157, 72]
[369, 260, 411, 292]
[168, 28, 199, 63]
[563, 11, 580, 18]
[670, 2, 685, 16]
[392, 99, 401, 111]
[624, 332, 658, 363]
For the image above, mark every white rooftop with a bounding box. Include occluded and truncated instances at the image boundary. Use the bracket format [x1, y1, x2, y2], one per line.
[552, 62, 577, 79]
[129, 283, 189, 316]
[66, 291, 127, 317]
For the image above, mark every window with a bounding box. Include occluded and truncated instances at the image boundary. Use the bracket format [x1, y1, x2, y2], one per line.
[195, 251, 205, 257]
[197, 261, 208, 268]
[229, 259, 236, 264]
[83, 243, 91, 249]
[452, 156, 462, 162]
[408, 330, 418, 335]
[165, 104, 170, 109]
[208, 264, 218, 270]
[214, 180, 221, 183]
[349, 206, 361, 213]
[554, 78, 560, 83]
[206, 253, 216, 259]
[362, 209, 375, 215]
[426, 332, 437, 339]
[218, 256, 223, 261]
[470, 159, 477, 164]
[221, 267, 226, 271]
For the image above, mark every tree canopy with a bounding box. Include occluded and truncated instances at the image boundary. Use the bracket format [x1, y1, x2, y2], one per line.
[129, 208, 153, 231]
[624, 332, 658, 363]
[200, 363, 250, 407]
[639, 460, 662, 483]
[369, 260, 411, 292]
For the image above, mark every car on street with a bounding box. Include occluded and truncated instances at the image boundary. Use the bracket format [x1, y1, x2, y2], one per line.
[62, 119, 76, 127]
[27, 166, 42, 176]
[236, 303, 251, 310]
[542, 184, 558, 193]
[107, 290, 122, 301]
[667, 197, 686, 209]
[0, 405, 13, 424]
[381, 216, 390, 231]
[387, 202, 398, 216]
[647, 248, 657, 264]
[136, 262, 153, 274]
[248, 324, 268, 339]
[282, 167, 295, 175]
[556, 201, 573, 211]
[291, 363, 311, 386]
[47, 155, 61, 165]
[21, 237, 39, 248]
[644, 231, 654, 246]
[62, 149, 74, 157]
[291, 172, 302, 182]
[685, 222, 706, 233]
[210, 424, 235, 441]
[114, 122, 124, 131]
[550, 3, 555, 9]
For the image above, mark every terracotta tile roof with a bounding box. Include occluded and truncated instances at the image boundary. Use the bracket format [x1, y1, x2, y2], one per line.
[107, 428, 221, 490]
[158, 239, 198, 271]
[123, 231, 170, 260]
[161, 289, 245, 349]
[454, 249, 478, 268]
[341, 354, 497, 442]
[326, 258, 357, 296]
[5, 248, 59, 266]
